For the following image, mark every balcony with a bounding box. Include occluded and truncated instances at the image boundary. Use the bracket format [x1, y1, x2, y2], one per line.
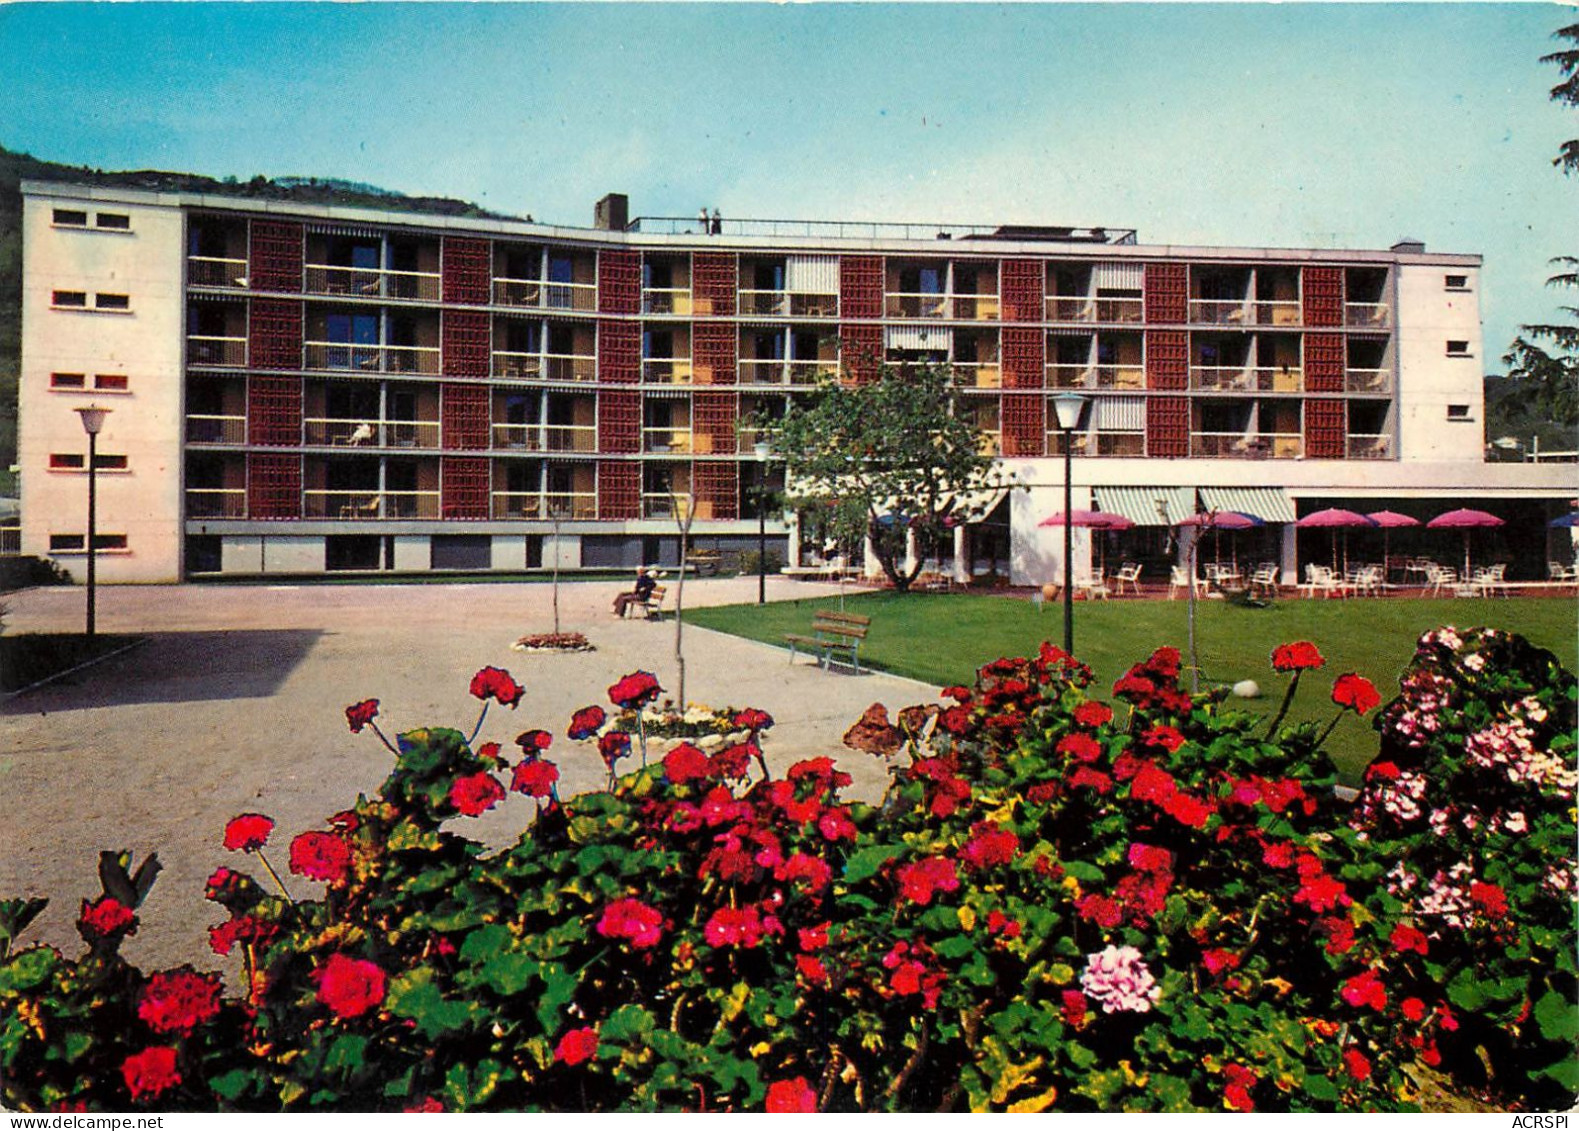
[1190, 366, 1255, 392]
[491, 423, 596, 452]
[737, 289, 839, 318]
[492, 352, 597, 382]
[303, 418, 439, 449]
[188, 336, 247, 367]
[185, 488, 247, 518]
[1094, 434, 1146, 457]
[491, 491, 597, 520]
[642, 288, 692, 316]
[1093, 297, 1144, 324]
[185, 414, 247, 445]
[642, 359, 694, 385]
[953, 294, 1000, 320]
[642, 493, 694, 520]
[302, 490, 441, 520]
[885, 293, 950, 319]
[187, 256, 249, 289]
[1046, 297, 1095, 322]
[953, 362, 1002, 389]
[1045, 363, 1094, 389]
[303, 342, 441, 375]
[1190, 432, 1304, 459]
[1346, 368, 1392, 394]
[1254, 300, 1302, 327]
[1252, 367, 1305, 393]
[1093, 365, 1146, 390]
[491, 277, 598, 312]
[1347, 434, 1393, 460]
[738, 359, 829, 387]
[1345, 302, 1391, 329]
[304, 265, 441, 302]
[643, 427, 693, 454]
[1189, 299, 1251, 326]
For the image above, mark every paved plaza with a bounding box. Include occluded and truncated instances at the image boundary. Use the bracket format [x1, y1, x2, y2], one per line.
[0, 576, 937, 971]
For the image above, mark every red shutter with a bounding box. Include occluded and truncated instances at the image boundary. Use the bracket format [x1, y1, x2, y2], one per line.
[1305, 399, 1346, 458]
[248, 220, 303, 293]
[1145, 330, 1188, 390]
[441, 310, 490, 378]
[248, 299, 303, 370]
[441, 238, 491, 305]
[598, 461, 640, 519]
[1001, 393, 1045, 457]
[440, 456, 491, 519]
[839, 256, 884, 319]
[691, 252, 737, 317]
[1000, 259, 1044, 322]
[692, 390, 738, 455]
[691, 323, 737, 386]
[693, 461, 739, 521]
[441, 383, 491, 450]
[1302, 267, 1344, 328]
[1303, 333, 1345, 393]
[598, 389, 641, 454]
[839, 325, 884, 385]
[598, 251, 640, 315]
[597, 320, 640, 384]
[1146, 396, 1189, 457]
[1001, 326, 1044, 389]
[247, 453, 301, 518]
[1143, 263, 1188, 324]
[247, 374, 301, 447]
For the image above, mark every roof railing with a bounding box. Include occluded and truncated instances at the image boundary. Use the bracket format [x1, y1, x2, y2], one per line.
[627, 217, 1137, 244]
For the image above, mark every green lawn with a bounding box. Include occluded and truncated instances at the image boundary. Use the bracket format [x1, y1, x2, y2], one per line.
[685, 592, 1577, 780]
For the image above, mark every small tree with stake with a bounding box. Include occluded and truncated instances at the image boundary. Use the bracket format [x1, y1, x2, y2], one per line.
[767, 360, 1014, 594]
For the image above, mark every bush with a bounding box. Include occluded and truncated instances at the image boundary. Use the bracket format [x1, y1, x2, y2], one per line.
[0, 555, 73, 593]
[0, 635, 1573, 1112]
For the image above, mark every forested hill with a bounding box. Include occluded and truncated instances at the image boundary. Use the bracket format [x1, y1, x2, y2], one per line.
[0, 145, 517, 491]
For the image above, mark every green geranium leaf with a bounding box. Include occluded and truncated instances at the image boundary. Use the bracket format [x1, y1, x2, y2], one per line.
[1534, 990, 1579, 1042]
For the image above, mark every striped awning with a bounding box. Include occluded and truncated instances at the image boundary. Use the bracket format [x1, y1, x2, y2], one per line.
[305, 223, 385, 240]
[1198, 486, 1297, 523]
[1096, 397, 1146, 431]
[1092, 486, 1194, 527]
[1093, 262, 1144, 290]
[786, 254, 839, 294]
[885, 324, 951, 351]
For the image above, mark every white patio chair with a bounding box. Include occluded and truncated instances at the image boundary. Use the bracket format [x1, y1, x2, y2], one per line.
[1249, 563, 1280, 597]
[1168, 566, 1206, 600]
[1076, 570, 1110, 601]
[1114, 561, 1143, 596]
[1351, 565, 1383, 597]
[1424, 564, 1457, 598]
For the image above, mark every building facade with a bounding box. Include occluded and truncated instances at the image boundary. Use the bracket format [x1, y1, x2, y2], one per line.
[18, 180, 1573, 586]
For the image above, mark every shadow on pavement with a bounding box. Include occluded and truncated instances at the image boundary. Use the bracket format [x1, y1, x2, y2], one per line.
[0, 630, 324, 712]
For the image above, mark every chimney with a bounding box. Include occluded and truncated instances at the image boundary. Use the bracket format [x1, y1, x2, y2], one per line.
[594, 193, 629, 232]
[1390, 237, 1426, 254]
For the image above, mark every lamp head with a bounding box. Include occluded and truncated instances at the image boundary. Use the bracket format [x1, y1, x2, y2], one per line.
[75, 405, 111, 436]
[1052, 393, 1087, 432]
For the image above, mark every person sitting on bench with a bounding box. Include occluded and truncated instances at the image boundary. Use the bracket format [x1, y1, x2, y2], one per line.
[613, 566, 657, 618]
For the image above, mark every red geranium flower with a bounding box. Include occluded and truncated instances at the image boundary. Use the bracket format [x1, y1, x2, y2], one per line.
[776, 853, 832, 892]
[1140, 725, 1186, 753]
[662, 743, 713, 783]
[597, 897, 665, 948]
[79, 896, 137, 940]
[1366, 760, 1401, 781]
[511, 757, 560, 798]
[799, 923, 830, 951]
[121, 1046, 180, 1103]
[515, 729, 553, 754]
[704, 905, 767, 948]
[1202, 948, 1240, 976]
[289, 831, 352, 884]
[1072, 700, 1113, 728]
[796, 954, 830, 985]
[222, 813, 274, 852]
[1469, 880, 1508, 918]
[405, 1098, 444, 1113]
[470, 666, 524, 708]
[597, 730, 632, 769]
[941, 685, 973, 703]
[765, 1076, 818, 1113]
[710, 741, 755, 779]
[208, 914, 275, 957]
[1067, 766, 1113, 794]
[733, 707, 774, 731]
[896, 855, 959, 906]
[1401, 997, 1427, 1021]
[1057, 732, 1104, 763]
[568, 704, 606, 739]
[449, 771, 505, 817]
[345, 699, 379, 733]
[313, 952, 386, 1019]
[1061, 989, 1089, 1027]
[1331, 672, 1382, 715]
[608, 670, 662, 709]
[1271, 641, 1325, 672]
[554, 1026, 600, 1066]
[1389, 924, 1429, 955]
[1224, 1064, 1257, 1112]
[137, 967, 222, 1035]
[1341, 970, 1388, 1012]
[817, 807, 858, 842]
[961, 824, 1019, 871]
[1127, 843, 1174, 873]
[1343, 1048, 1372, 1081]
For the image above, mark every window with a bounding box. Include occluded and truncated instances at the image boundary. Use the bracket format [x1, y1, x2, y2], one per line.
[50, 372, 87, 389]
[94, 454, 129, 471]
[1445, 274, 1469, 291]
[1446, 340, 1471, 357]
[48, 453, 86, 470]
[94, 373, 129, 391]
[96, 213, 131, 230]
[52, 209, 88, 227]
[51, 533, 134, 553]
[95, 293, 131, 311]
[1447, 404, 1473, 421]
[52, 290, 88, 308]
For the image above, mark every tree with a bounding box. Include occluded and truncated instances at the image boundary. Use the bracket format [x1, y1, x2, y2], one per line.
[767, 361, 1015, 593]
[1544, 22, 1578, 174]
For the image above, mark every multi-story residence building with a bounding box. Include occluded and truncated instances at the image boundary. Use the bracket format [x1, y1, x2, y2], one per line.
[17, 180, 1573, 586]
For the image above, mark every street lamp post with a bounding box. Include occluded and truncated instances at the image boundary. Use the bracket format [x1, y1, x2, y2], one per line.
[1051, 394, 1088, 657]
[75, 405, 111, 638]
[753, 440, 770, 605]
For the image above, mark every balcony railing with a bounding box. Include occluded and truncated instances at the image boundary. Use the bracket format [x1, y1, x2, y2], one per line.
[304, 264, 441, 302]
[885, 293, 950, 319]
[1093, 297, 1144, 323]
[302, 490, 441, 520]
[0, 524, 19, 557]
[1346, 368, 1392, 394]
[953, 362, 1002, 389]
[1046, 296, 1095, 322]
[1093, 365, 1146, 390]
[1253, 367, 1305, 393]
[1045, 363, 1094, 388]
[491, 491, 598, 520]
[303, 342, 441, 375]
[642, 288, 693, 316]
[187, 256, 249, 289]
[642, 359, 694, 385]
[491, 277, 598, 312]
[1189, 299, 1251, 325]
[736, 290, 839, 318]
[642, 493, 693, 520]
[643, 427, 693, 454]
[1190, 366, 1255, 392]
[1094, 433, 1146, 457]
[1347, 434, 1394, 460]
[1190, 432, 1304, 459]
[185, 488, 247, 518]
[188, 336, 247, 367]
[185, 414, 247, 444]
[303, 418, 439, 449]
[1345, 302, 1390, 328]
[1253, 300, 1303, 326]
[492, 351, 542, 379]
[491, 423, 597, 453]
[952, 294, 1000, 320]
[737, 359, 830, 387]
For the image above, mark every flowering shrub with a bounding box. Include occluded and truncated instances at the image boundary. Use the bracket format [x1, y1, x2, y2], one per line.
[0, 632, 1572, 1112]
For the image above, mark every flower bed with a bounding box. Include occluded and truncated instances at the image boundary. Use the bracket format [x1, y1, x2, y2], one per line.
[511, 632, 594, 653]
[0, 629, 1573, 1112]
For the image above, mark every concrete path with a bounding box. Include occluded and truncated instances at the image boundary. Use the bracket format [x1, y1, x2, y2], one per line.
[0, 577, 938, 971]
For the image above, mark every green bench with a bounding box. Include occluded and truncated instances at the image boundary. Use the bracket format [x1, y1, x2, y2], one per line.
[784, 611, 871, 674]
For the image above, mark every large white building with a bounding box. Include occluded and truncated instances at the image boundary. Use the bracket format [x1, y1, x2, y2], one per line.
[17, 179, 1574, 585]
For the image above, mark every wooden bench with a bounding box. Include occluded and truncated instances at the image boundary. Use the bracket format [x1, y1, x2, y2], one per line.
[631, 585, 667, 621]
[784, 611, 871, 673]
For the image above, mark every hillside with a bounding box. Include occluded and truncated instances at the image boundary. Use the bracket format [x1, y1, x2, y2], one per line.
[0, 145, 518, 493]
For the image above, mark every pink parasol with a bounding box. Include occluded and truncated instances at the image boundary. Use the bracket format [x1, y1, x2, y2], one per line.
[1176, 511, 1261, 574]
[1367, 511, 1421, 581]
[1296, 509, 1377, 573]
[1038, 510, 1136, 530]
[1426, 508, 1505, 577]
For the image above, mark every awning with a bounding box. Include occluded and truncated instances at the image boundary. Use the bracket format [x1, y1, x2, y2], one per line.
[1095, 397, 1146, 431]
[1093, 262, 1144, 290]
[885, 324, 951, 351]
[1198, 486, 1296, 523]
[1092, 486, 1193, 527]
[305, 223, 385, 240]
[786, 255, 839, 294]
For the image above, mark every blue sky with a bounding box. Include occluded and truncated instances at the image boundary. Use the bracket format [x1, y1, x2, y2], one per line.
[1, 2, 1571, 355]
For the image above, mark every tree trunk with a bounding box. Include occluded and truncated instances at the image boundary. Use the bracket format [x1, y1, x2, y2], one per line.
[672, 493, 698, 707]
